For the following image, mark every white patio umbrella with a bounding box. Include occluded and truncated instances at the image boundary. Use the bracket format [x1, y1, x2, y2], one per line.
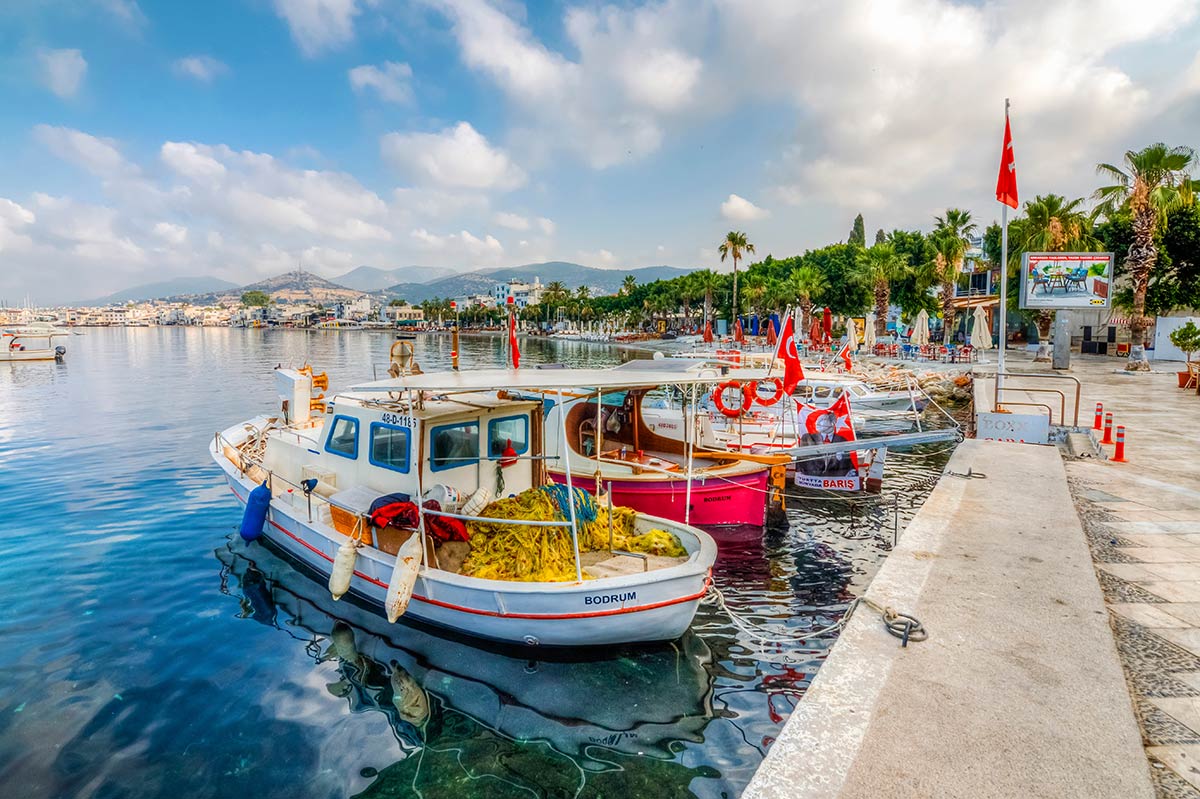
[971, 305, 992, 350]
[846, 316, 860, 352]
[864, 313, 877, 351]
[912, 309, 930, 346]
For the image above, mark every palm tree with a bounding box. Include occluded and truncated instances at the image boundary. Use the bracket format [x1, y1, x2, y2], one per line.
[855, 243, 909, 337]
[620, 275, 638, 296]
[1010, 194, 1102, 348]
[718, 231, 755, 322]
[931, 208, 977, 341]
[693, 269, 724, 326]
[1094, 143, 1197, 369]
[787, 265, 828, 334]
[742, 272, 768, 318]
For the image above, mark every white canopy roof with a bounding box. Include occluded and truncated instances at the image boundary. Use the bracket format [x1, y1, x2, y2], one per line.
[350, 365, 772, 394]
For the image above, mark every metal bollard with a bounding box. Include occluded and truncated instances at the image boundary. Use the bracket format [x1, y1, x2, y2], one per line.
[1112, 426, 1127, 462]
[1093, 402, 1103, 431]
[1101, 412, 1114, 444]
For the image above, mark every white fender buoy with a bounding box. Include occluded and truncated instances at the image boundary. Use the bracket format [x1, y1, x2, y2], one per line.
[461, 486, 493, 517]
[329, 539, 358, 600]
[390, 665, 430, 725]
[386, 534, 422, 623]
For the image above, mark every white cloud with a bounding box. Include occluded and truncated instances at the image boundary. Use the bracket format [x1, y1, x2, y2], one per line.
[161, 142, 228, 182]
[494, 211, 529, 230]
[0, 199, 36, 254]
[411, 227, 504, 259]
[272, 0, 361, 57]
[576, 248, 617, 267]
[152, 222, 188, 245]
[97, 0, 146, 28]
[381, 121, 526, 191]
[31, 193, 145, 263]
[38, 49, 87, 99]
[173, 56, 230, 83]
[537, 217, 555, 236]
[34, 125, 130, 178]
[429, 0, 705, 168]
[349, 62, 414, 104]
[720, 193, 769, 222]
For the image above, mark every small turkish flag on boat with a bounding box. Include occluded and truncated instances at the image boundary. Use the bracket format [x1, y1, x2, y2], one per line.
[771, 314, 805, 394]
[835, 342, 852, 371]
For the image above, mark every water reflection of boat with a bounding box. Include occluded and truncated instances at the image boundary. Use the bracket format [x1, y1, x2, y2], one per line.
[215, 540, 718, 763]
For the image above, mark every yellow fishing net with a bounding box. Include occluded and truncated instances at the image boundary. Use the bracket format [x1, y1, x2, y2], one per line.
[461, 486, 687, 582]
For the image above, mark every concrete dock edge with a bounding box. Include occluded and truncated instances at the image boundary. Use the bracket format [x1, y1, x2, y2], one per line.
[743, 439, 1153, 799]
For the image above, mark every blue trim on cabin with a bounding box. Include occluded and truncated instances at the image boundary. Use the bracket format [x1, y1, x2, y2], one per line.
[324, 414, 359, 460]
[368, 422, 411, 474]
[428, 421, 480, 472]
[487, 414, 529, 458]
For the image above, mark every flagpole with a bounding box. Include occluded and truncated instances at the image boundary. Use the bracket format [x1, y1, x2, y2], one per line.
[997, 98, 1010, 392]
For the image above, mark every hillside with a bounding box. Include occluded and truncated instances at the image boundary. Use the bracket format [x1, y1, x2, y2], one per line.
[334, 265, 459, 291]
[232, 268, 364, 304]
[82, 276, 240, 305]
[385, 262, 698, 303]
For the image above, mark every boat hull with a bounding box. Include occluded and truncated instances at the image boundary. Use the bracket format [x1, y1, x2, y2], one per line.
[215, 443, 714, 647]
[548, 468, 769, 528]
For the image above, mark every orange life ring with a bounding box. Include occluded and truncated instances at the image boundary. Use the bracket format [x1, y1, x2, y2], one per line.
[755, 377, 785, 406]
[712, 380, 754, 418]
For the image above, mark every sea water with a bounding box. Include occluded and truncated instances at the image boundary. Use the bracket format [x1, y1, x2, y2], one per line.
[0, 328, 952, 798]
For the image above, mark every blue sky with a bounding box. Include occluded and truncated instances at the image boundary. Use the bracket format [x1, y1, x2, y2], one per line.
[2, 0, 1199, 303]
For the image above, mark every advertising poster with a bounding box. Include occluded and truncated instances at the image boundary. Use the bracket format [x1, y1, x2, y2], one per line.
[1019, 252, 1114, 309]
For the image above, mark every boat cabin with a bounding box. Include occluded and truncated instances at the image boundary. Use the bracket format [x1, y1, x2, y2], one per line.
[259, 369, 542, 547]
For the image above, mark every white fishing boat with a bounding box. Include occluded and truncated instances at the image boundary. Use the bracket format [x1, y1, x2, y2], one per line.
[211, 364, 718, 647]
[316, 318, 364, 330]
[1, 328, 68, 362]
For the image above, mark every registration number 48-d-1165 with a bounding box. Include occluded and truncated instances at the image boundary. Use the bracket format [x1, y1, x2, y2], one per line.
[380, 412, 417, 428]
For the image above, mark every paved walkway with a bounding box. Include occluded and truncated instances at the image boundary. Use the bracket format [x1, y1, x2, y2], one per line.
[744, 436, 1152, 798]
[993, 351, 1200, 798]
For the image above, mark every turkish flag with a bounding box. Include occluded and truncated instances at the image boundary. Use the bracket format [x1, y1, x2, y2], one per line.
[508, 311, 520, 368]
[835, 342, 852, 371]
[772, 314, 805, 394]
[996, 114, 1018, 209]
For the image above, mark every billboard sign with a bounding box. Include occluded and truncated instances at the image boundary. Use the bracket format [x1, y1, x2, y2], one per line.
[1019, 252, 1114, 310]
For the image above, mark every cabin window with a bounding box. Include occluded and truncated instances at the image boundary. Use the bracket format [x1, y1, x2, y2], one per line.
[369, 423, 410, 473]
[430, 422, 479, 471]
[325, 415, 359, 459]
[850, 384, 869, 397]
[488, 415, 529, 458]
[813, 385, 833, 399]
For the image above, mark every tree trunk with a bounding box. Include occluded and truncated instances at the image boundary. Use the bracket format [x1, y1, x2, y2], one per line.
[732, 257, 739, 323]
[874, 280, 889, 337]
[941, 282, 956, 344]
[1126, 195, 1156, 371]
[800, 299, 813, 339]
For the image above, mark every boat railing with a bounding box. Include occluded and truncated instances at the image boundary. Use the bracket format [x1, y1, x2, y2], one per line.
[419, 506, 572, 528]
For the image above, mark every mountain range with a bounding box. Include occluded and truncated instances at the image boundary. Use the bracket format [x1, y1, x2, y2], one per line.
[82, 276, 240, 305]
[333, 265, 460, 291]
[78, 262, 700, 306]
[384, 263, 697, 304]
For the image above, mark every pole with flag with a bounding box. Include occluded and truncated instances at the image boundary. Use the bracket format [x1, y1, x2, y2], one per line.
[507, 296, 520, 368]
[768, 306, 805, 394]
[995, 99, 1019, 387]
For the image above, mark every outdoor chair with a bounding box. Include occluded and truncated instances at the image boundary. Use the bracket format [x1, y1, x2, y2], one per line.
[1067, 267, 1089, 292]
[1187, 362, 1200, 390]
[1032, 269, 1051, 294]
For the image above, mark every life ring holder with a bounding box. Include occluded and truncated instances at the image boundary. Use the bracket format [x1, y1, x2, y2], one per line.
[712, 380, 754, 418]
[755, 377, 785, 406]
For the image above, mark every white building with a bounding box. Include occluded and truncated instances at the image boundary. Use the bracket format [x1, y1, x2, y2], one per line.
[493, 278, 544, 308]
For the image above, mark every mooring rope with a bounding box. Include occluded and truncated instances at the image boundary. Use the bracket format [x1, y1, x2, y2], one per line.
[703, 584, 928, 647]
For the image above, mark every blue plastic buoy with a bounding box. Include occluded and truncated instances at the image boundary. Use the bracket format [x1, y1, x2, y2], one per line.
[240, 481, 271, 542]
